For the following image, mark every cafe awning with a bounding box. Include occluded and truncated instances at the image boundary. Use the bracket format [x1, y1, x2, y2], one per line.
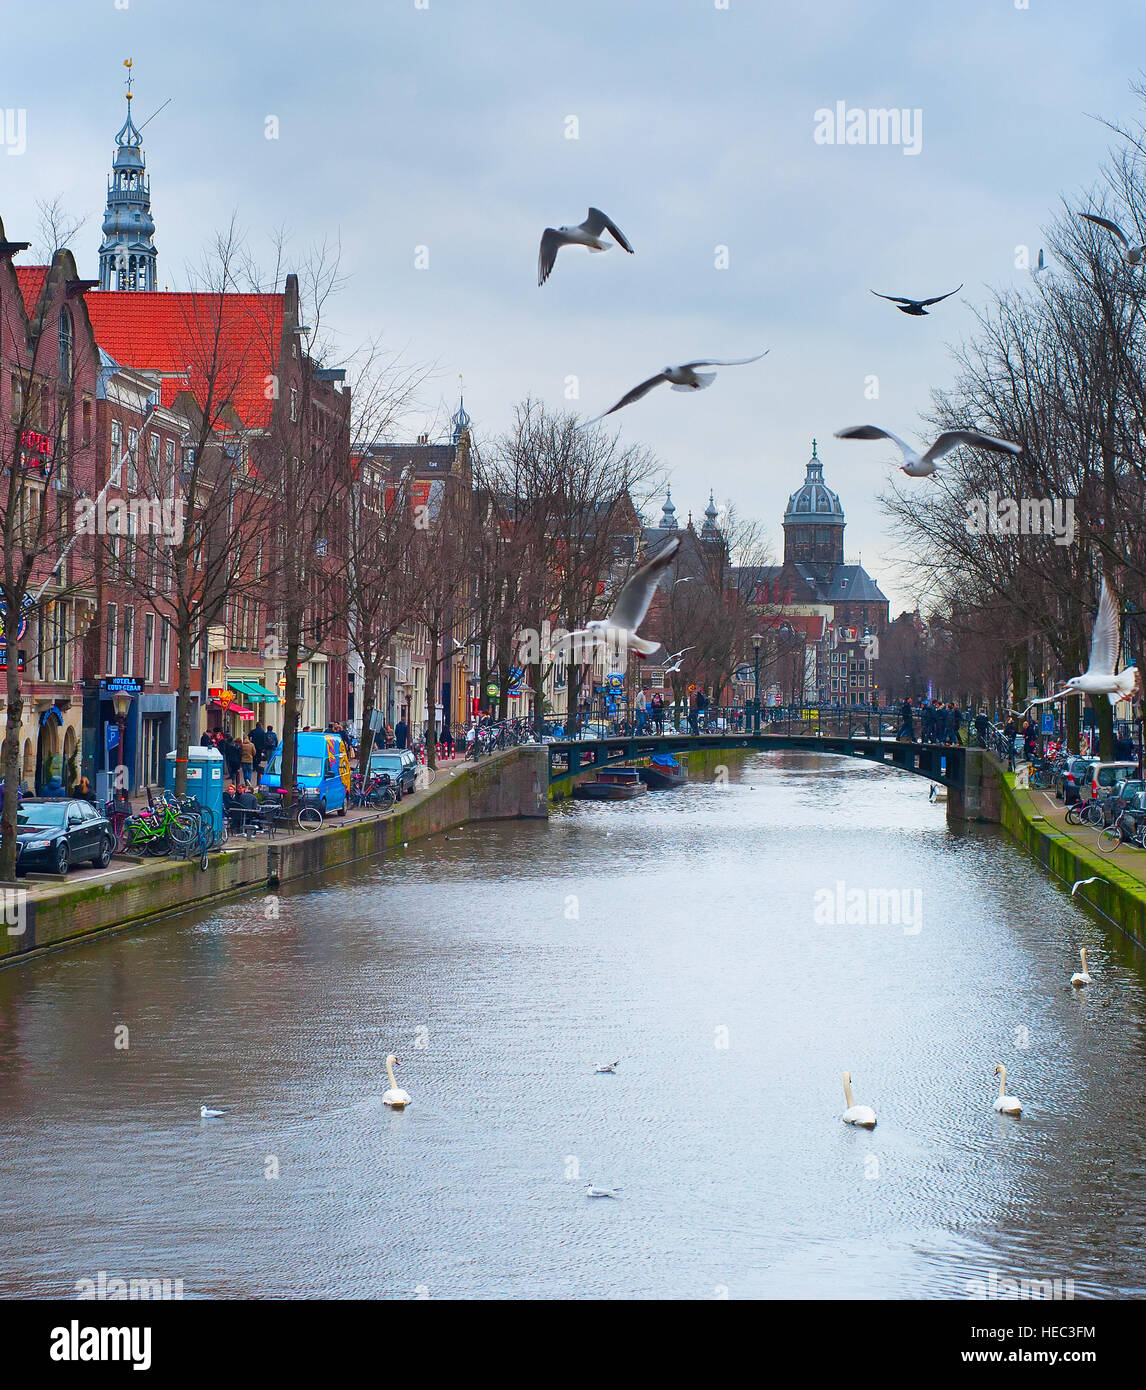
[208, 699, 255, 718]
[227, 678, 280, 703]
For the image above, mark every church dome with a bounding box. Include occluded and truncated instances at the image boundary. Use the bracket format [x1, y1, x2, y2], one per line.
[783, 441, 844, 526]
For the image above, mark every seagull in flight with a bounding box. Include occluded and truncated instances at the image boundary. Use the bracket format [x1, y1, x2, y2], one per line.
[585, 1183, 622, 1198]
[589, 353, 767, 422]
[594, 1061, 619, 1073]
[1071, 877, 1100, 896]
[871, 285, 963, 316]
[1079, 212, 1145, 267]
[834, 424, 1022, 477]
[538, 207, 634, 287]
[664, 646, 694, 665]
[200, 1104, 227, 1118]
[550, 535, 681, 658]
[1023, 577, 1142, 712]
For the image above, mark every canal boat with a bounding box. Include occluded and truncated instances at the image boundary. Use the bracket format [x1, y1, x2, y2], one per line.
[572, 767, 648, 801]
[640, 754, 686, 790]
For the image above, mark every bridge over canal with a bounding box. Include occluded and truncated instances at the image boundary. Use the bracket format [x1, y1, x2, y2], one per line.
[546, 730, 1002, 823]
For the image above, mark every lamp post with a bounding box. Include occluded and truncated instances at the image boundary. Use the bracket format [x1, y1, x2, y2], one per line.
[111, 690, 133, 790]
[751, 633, 764, 733]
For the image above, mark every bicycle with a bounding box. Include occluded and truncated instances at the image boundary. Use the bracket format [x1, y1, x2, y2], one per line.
[1098, 808, 1146, 853]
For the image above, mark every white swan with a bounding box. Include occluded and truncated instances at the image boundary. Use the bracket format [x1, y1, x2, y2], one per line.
[200, 1105, 226, 1118]
[383, 1054, 412, 1110]
[1070, 947, 1093, 988]
[992, 1064, 1022, 1115]
[842, 1071, 877, 1128]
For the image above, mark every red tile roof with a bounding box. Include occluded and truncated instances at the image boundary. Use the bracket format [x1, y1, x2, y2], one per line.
[14, 265, 48, 316]
[82, 289, 287, 429]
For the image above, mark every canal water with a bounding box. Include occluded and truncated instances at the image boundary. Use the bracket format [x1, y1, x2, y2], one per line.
[2, 751, 1145, 1300]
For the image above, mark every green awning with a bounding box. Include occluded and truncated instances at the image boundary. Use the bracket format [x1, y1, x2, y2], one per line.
[228, 678, 280, 703]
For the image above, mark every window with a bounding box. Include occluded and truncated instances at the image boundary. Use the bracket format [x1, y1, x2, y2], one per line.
[165, 439, 175, 496]
[122, 606, 135, 675]
[149, 432, 160, 485]
[105, 605, 118, 675]
[159, 619, 170, 683]
[127, 428, 139, 491]
[290, 387, 299, 422]
[58, 308, 73, 384]
[110, 420, 122, 481]
[144, 613, 155, 682]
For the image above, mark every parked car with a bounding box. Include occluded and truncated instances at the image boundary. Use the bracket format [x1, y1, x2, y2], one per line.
[368, 749, 417, 799]
[15, 798, 115, 875]
[1079, 761, 1140, 805]
[1056, 755, 1093, 804]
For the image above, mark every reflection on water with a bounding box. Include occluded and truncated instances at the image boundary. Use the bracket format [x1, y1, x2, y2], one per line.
[1, 751, 1145, 1299]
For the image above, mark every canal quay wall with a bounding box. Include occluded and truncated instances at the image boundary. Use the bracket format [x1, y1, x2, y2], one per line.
[998, 769, 1146, 949]
[0, 747, 548, 967]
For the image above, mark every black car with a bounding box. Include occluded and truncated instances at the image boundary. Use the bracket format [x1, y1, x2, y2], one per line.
[1056, 756, 1093, 805]
[368, 750, 418, 799]
[15, 798, 115, 875]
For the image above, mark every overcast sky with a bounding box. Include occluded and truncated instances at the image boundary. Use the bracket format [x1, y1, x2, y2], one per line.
[3, 0, 1144, 611]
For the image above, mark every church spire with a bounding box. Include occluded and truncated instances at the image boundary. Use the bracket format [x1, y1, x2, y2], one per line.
[98, 59, 158, 292]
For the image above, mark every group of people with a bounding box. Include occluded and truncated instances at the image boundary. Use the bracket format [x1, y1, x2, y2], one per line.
[201, 724, 279, 790]
[897, 697, 964, 744]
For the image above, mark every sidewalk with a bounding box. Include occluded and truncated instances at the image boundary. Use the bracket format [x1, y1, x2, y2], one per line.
[1024, 785, 1146, 890]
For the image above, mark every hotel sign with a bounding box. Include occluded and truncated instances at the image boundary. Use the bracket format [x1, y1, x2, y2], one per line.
[20, 429, 53, 478]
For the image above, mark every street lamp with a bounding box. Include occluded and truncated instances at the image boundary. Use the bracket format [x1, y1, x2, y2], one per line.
[111, 690, 133, 790]
[751, 633, 764, 733]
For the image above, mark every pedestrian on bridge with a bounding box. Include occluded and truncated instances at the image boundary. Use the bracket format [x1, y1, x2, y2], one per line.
[898, 696, 915, 742]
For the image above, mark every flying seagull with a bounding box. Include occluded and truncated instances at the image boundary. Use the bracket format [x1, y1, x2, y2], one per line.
[834, 424, 1022, 478]
[538, 207, 634, 287]
[664, 646, 694, 665]
[672, 577, 694, 586]
[1079, 212, 1145, 267]
[200, 1104, 226, 1118]
[871, 285, 963, 316]
[551, 535, 682, 658]
[594, 1061, 619, 1074]
[589, 353, 767, 422]
[1023, 577, 1142, 712]
[1071, 877, 1099, 896]
[585, 1184, 622, 1198]
[664, 658, 686, 674]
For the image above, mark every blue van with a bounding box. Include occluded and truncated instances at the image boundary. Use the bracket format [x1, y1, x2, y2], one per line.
[261, 732, 351, 815]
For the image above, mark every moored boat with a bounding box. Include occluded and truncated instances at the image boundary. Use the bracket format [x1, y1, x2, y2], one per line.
[640, 754, 686, 790]
[572, 767, 648, 800]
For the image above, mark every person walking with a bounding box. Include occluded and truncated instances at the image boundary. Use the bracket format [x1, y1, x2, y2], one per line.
[898, 696, 915, 742]
[946, 702, 960, 746]
[223, 735, 243, 785]
[263, 726, 278, 763]
[974, 709, 989, 748]
[441, 723, 454, 758]
[634, 687, 648, 735]
[651, 690, 663, 734]
[395, 716, 409, 750]
[240, 730, 257, 788]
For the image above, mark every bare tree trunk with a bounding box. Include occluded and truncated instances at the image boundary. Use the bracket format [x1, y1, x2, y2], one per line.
[282, 617, 302, 800]
[425, 622, 439, 771]
[0, 659, 23, 881]
[174, 622, 196, 799]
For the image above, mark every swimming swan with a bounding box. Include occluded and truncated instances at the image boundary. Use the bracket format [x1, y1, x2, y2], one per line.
[842, 1071, 877, 1128]
[383, 1054, 412, 1109]
[992, 1064, 1022, 1116]
[1070, 947, 1092, 988]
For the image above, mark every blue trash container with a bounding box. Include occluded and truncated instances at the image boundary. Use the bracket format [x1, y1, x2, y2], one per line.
[165, 746, 225, 841]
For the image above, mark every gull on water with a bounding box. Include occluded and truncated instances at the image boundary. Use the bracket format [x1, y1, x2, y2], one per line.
[200, 1105, 226, 1118]
[1079, 212, 1145, 267]
[588, 353, 767, 422]
[538, 207, 634, 287]
[594, 1061, 619, 1073]
[585, 1184, 622, 1198]
[834, 424, 1022, 478]
[871, 285, 962, 316]
[1022, 576, 1142, 712]
[550, 535, 681, 659]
